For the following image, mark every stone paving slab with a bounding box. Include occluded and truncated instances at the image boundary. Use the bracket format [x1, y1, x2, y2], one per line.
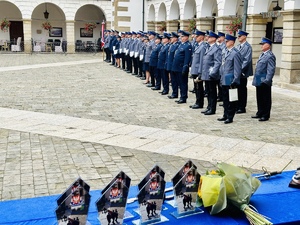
[0, 54, 299, 202]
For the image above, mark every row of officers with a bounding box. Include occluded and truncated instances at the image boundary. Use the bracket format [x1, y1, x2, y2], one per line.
[103, 29, 276, 124]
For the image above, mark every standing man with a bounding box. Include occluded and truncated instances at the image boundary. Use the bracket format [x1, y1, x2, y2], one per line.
[217, 31, 226, 102]
[201, 31, 222, 115]
[157, 33, 171, 94]
[145, 31, 157, 87]
[236, 30, 253, 114]
[150, 35, 163, 90]
[252, 37, 276, 122]
[120, 32, 126, 70]
[166, 32, 180, 99]
[218, 34, 242, 124]
[104, 30, 111, 62]
[189, 30, 206, 109]
[172, 31, 192, 104]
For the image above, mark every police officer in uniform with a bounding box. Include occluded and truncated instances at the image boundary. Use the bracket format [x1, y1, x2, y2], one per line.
[157, 33, 171, 94]
[236, 30, 253, 114]
[218, 34, 242, 124]
[172, 31, 192, 104]
[217, 31, 226, 102]
[252, 37, 276, 122]
[201, 31, 222, 115]
[150, 35, 163, 90]
[146, 31, 157, 87]
[166, 32, 180, 99]
[189, 30, 206, 109]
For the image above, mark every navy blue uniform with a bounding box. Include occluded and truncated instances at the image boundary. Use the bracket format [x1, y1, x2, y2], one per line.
[167, 41, 180, 97]
[157, 43, 170, 92]
[172, 41, 192, 101]
[149, 43, 162, 88]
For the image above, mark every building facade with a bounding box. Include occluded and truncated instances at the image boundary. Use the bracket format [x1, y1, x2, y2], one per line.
[0, 0, 299, 87]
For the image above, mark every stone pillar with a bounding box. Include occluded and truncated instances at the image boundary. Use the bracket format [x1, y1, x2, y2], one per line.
[215, 16, 234, 33]
[195, 18, 213, 31]
[178, 20, 190, 32]
[166, 20, 179, 33]
[246, 15, 268, 64]
[66, 21, 75, 53]
[23, 19, 32, 53]
[154, 21, 163, 33]
[280, 10, 300, 85]
[147, 21, 155, 32]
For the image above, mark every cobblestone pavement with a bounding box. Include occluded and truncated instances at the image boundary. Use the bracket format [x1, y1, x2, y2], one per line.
[0, 53, 299, 201]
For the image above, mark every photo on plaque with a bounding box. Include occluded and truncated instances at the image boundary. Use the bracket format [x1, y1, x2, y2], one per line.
[289, 167, 300, 189]
[172, 160, 197, 188]
[55, 185, 91, 225]
[138, 165, 165, 191]
[174, 167, 201, 214]
[57, 177, 90, 206]
[96, 179, 129, 225]
[137, 174, 166, 223]
[101, 171, 131, 195]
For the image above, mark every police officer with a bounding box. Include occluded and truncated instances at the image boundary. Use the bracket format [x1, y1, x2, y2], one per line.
[166, 32, 180, 99]
[157, 33, 171, 94]
[109, 30, 117, 65]
[189, 30, 206, 109]
[120, 32, 126, 70]
[150, 35, 163, 90]
[201, 31, 222, 115]
[104, 30, 111, 62]
[172, 31, 192, 104]
[236, 30, 253, 114]
[252, 37, 276, 122]
[218, 34, 242, 124]
[145, 31, 157, 87]
[217, 31, 226, 102]
[132, 31, 140, 75]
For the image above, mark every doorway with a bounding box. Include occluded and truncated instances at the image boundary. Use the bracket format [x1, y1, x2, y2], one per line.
[9, 21, 24, 47]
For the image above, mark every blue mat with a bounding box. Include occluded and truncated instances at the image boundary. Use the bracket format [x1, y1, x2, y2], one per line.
[0, 171, 299, 225]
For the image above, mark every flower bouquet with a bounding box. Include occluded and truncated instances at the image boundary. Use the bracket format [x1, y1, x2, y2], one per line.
[198, 163, 273, 225]
[0, 18, 10, 32]
[42, 21, 52, 30]
[188, 19, 196, 33]
[84, 22, 96, 31]
[226, 17, 242, 34]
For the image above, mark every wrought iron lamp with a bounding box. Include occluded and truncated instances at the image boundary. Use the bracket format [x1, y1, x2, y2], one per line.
[44, 3, 49, 19]
[273, 1, 282, 11]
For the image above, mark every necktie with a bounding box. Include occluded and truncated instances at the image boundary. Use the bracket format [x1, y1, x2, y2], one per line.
[259, 53, 264, 59]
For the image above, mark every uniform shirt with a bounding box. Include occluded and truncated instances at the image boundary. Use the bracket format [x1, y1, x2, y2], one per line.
[172, 41, 192, 73]
[252, 50, 276, 86]
[166, 41, 180, 71]
[157, 43, 170, 69]
[144, 39, 155, 63]
[219, 47, 242, 86]
[236, 41, 253, 77]
[149, 42, 162, 67]
[201, 43, 222, 81]
[190, 41, 206, 76]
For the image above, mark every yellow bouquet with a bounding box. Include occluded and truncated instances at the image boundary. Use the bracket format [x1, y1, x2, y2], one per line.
[198, 163, 273, 225]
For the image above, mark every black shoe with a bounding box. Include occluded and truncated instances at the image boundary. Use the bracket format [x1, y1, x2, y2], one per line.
[217, 117, 227, 121]
[236, 109, 246, 114]
[219, 103, 223, 106]
[251, 115, 261, 119]
[259, 117, 269, 122]
[132, 73, 138, 75]
[161, 92, 168, 95]
[191, 104, 201, 109]
[127, 71, 132, 73]
[147, 84, 154, 87]
[217, 98, 223, 102]
[140, 77, 146, 80]
[201, 109, 209, 114]
[151, 87, 160, 90]
[189, 89, 195, 93]
[107, 60, 111, 63]
[177, 99, 186, 104]
[224, 119, 233, 124]
[204, 110, 215, 115]
[168, 96, 178, 99]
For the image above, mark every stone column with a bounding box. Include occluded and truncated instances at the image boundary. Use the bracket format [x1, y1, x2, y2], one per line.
[246, 15, 268, 64]
[155, 21, 163, 33]
[280, 10, 300, 85]
[147, 21, 155, 32]
[166, 20, 179, 33]
[66, 21, 75, 53]
[23, 19, 32, 53]
[178, 20, 190, 32]
[215, 16, 234, 33]
[195, 18, 213, 31]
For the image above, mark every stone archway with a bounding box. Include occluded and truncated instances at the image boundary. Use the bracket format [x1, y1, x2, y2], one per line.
[148, 4, 155, 21]
[183, 0, 196, 20]
[31, 3, 66, 43]
[169, 0, 180, 20]
[157, 3, 167, 21]
[0, 1, 23, 50]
